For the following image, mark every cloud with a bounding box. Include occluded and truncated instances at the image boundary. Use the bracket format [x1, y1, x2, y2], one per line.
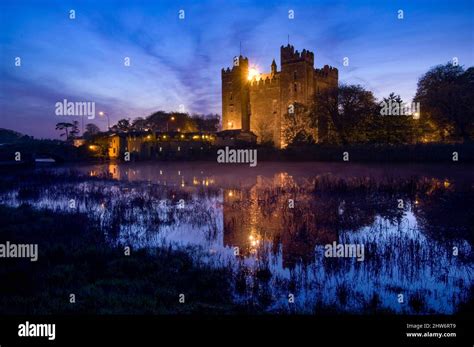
[0, 0, 472, 138]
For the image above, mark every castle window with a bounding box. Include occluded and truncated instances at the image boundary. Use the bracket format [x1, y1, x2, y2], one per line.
[230, 92, 233, 101]
[294, 71, 297, 80]
[294, 83, 297, 92]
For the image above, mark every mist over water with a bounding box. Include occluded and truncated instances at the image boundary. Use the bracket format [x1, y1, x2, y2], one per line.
[1, 162, 472, 314]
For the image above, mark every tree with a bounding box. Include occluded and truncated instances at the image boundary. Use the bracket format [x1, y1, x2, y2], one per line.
[143, 111, 198, 132]
[55, 122, 73, 140]
[116, 118, 131, 132]
[310, 84, 378, 144]
[192, 114, 220, 132]
[70, 121, 80, 140]
[131, 117, 148, 131]
[55, 121, 79, 142]
[282, 103, 314, 146]
[254, 115, 275, 146]
[373, 93, 419, 144]
[85, 123, 100, 135]
[83, 123, 100, 140]
[414, 63, 474, 142]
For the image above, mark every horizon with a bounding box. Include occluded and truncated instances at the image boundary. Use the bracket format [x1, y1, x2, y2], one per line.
[1, 0, 473, 139]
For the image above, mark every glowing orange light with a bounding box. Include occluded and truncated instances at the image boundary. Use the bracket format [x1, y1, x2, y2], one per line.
[248, 67, 260, 81]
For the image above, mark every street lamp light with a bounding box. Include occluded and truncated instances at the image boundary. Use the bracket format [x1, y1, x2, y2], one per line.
[99, 111, 110, 130]
[166, 116, 176, 132]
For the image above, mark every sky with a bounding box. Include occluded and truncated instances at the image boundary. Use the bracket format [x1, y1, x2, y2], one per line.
[0, 0, 473, 139]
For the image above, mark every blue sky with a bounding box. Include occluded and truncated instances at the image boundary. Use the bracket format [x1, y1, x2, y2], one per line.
[0, 0, 473, 138]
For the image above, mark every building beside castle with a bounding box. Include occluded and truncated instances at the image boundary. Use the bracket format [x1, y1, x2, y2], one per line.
[222, 44, 338, 148]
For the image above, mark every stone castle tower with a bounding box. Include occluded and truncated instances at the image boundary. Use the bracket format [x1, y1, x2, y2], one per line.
[221, 44, 338, 148]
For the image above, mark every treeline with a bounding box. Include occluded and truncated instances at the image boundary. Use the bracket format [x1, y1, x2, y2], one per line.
[112, 112, 220, 133]
[55, 112, 220, 142]
[89, 112, 219, 138]
[283, 63, 473, 146]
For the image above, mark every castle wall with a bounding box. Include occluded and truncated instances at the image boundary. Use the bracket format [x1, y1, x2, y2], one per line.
[314, 65, 338, 94]
[249, 76, 280, 145]
[221, 45, 338, 148]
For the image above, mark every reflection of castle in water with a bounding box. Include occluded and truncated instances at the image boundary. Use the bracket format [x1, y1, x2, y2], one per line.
[222, 173, 338, 268]
[80, 163, 471, 313]
[93, 163, 467, 270]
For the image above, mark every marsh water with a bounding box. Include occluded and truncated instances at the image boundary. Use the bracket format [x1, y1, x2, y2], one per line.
[1, 162, 472, 314]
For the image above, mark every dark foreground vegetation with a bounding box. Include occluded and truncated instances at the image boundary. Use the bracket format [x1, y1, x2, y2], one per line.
[0, 204, 240, 314]
[0, 168, 472, 314]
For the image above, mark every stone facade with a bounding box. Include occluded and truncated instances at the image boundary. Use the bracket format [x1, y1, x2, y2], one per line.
[108, 132, 215, 160]
[222, 44, 338, 148]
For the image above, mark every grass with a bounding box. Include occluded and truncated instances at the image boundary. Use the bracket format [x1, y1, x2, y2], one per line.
[0, 204, 241, 315]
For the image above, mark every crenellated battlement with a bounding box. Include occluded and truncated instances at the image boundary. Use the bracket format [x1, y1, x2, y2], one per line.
[221, 44, 338, 148]
[315, 64, 338, 79]
[281, 44, 314, 66]
[249, 74, 280, 88]
[222, 55, 249, 79]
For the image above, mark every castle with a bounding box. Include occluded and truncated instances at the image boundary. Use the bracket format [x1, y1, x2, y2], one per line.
[222, 44, 338, 148]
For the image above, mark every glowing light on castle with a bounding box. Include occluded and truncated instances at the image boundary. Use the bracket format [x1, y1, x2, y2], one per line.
[222, 44, 338, 148]
[248, 67, 260, 81]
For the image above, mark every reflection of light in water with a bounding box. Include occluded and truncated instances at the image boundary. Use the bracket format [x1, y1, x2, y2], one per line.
[27, 163, 472, 314]
[249, 235, 260, 248]
[109, 164, 119, 179]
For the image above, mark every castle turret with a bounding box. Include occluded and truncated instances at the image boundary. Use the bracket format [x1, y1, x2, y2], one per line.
[222, 55, 250, 132]
[221, 44, 338, 148]
[271, 59, 277, 76]
[281, 44, 314, 66]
